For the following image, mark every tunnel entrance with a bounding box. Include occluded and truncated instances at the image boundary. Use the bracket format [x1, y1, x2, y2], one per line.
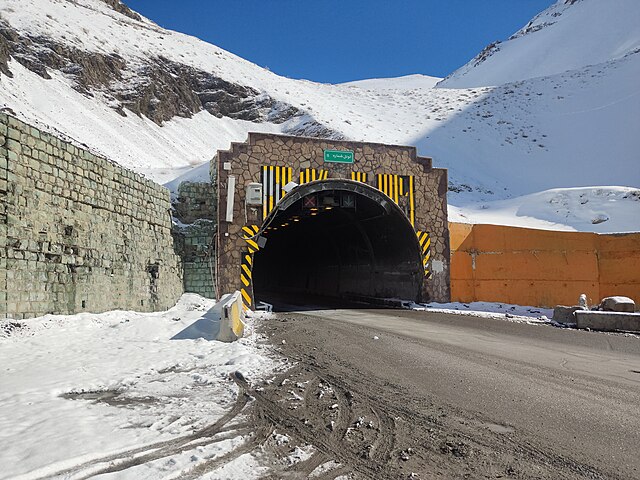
[252, 180, 423, 307]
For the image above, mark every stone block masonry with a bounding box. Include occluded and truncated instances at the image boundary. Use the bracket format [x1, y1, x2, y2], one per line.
[0, 113, 183, 319]
[173, 181, 216, 224]
[172, 182, 216, 299]
[173, 220, 216, 299]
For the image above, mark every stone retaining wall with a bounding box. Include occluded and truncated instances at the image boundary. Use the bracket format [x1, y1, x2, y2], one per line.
[173, 220, 216, 299]
[174, 181, 216, 224]
[172, 181, 216, 299]
[0, 113, 183, 319]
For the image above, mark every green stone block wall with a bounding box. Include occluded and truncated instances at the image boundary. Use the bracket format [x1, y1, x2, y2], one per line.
[0, 113, 184, 319]
[174, 181, 216, 224]
[172, 180, 217, 299]
[183, 260, 216, 298]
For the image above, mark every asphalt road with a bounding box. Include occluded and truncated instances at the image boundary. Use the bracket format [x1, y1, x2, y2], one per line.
[263, 306, 640, 479]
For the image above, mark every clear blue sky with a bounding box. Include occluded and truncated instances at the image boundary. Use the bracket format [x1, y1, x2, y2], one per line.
[125, 0, 555, 84]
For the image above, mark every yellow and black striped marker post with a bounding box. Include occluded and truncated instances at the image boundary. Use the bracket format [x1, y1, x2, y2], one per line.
[240, 251, 253, 309]
[240, 225, 261, 309]
[242, 224, 260, 254]
[416, 230, 432, 277]
[300, 168, 328, 184]
[261, 166, 293, 220]
[377, 173, 415, 227]
[351, 171, 368, 183]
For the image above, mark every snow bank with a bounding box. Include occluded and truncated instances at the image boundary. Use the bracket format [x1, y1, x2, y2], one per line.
[410, 300, 553, 324]
[449, 186, 640, 233]
[0, 294, 279, 479]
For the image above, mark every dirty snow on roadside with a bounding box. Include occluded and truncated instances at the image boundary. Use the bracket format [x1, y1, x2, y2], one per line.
[0, 294, 281, 480]
[409, 300, 554, 324]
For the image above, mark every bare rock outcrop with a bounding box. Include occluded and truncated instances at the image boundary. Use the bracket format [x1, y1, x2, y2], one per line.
[99, 0, 143, 21]
[0, 20, 341, 138]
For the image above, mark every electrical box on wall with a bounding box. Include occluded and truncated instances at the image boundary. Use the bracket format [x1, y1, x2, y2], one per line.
[246, 183, 263, 206]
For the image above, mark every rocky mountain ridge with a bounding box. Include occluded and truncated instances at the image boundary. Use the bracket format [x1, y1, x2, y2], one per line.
[0, 7, 338, 137]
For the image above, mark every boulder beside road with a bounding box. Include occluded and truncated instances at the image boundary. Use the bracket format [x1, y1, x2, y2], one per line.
[599, 296, 635, 313]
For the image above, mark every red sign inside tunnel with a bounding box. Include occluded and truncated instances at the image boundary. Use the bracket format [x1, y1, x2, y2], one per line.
[303, 195, 317, 208]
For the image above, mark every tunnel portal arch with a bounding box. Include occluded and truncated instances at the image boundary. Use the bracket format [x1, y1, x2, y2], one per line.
[249, 180, 424, 305]
[214, 132, 450, 308]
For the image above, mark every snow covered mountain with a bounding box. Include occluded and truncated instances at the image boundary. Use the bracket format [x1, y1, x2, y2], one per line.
[439, 0, 640, 88]
[0, 0, 638, 232]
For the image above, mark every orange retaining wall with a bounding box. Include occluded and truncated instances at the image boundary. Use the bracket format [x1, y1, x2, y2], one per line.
[449, 223, 640, 308]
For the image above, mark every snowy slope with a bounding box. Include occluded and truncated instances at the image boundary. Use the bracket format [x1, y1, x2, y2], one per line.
[0, 61, 286, 184]
[0, 0, 638, 232]
[449, 186, 640, 233]
[439, 0, 640, 88]
[0, 294, 279, 479]
[341, 74, 441, 91]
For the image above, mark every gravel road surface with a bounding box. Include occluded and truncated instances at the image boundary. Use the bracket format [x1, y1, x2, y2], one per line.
[255, 306, 640, 479]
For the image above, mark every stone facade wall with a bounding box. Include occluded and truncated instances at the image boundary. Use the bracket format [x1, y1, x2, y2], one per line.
[214, 133, 450, 303]
[0, 113, 183, 319]
[172, 181, 216, 299]
[173, 181, 216, 224]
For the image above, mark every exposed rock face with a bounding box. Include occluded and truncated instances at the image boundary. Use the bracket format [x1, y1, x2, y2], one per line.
[471, 42, 501, 67]
[0, 28, 11, 77]
[0, 20, 341, 137]
[99, 0, 142, 21]
[437, 41, 500, 85]
[0, 22, 125, 87]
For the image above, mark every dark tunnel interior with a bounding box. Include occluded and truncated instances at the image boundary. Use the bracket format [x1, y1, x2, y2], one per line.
[252, 186, 423, 307]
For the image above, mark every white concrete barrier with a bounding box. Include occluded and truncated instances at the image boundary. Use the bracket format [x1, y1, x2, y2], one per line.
[216, 291, 246, 342]
[575, 311, 640, 333]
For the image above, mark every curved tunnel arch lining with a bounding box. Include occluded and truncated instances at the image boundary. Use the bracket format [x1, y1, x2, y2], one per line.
[250, 180, 425, 305]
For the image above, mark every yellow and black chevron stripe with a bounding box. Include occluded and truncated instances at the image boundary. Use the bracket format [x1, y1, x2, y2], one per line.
[377, 174, 415, 226]
[351, 171, 368, 183]
[242, 224, 260, 253]
[261, 165, 293, 219]
[240, 224, 261, 309]
[416, 230, 432, 277]
[300, 168, 328, 184]
[240, 251, 253, 309]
